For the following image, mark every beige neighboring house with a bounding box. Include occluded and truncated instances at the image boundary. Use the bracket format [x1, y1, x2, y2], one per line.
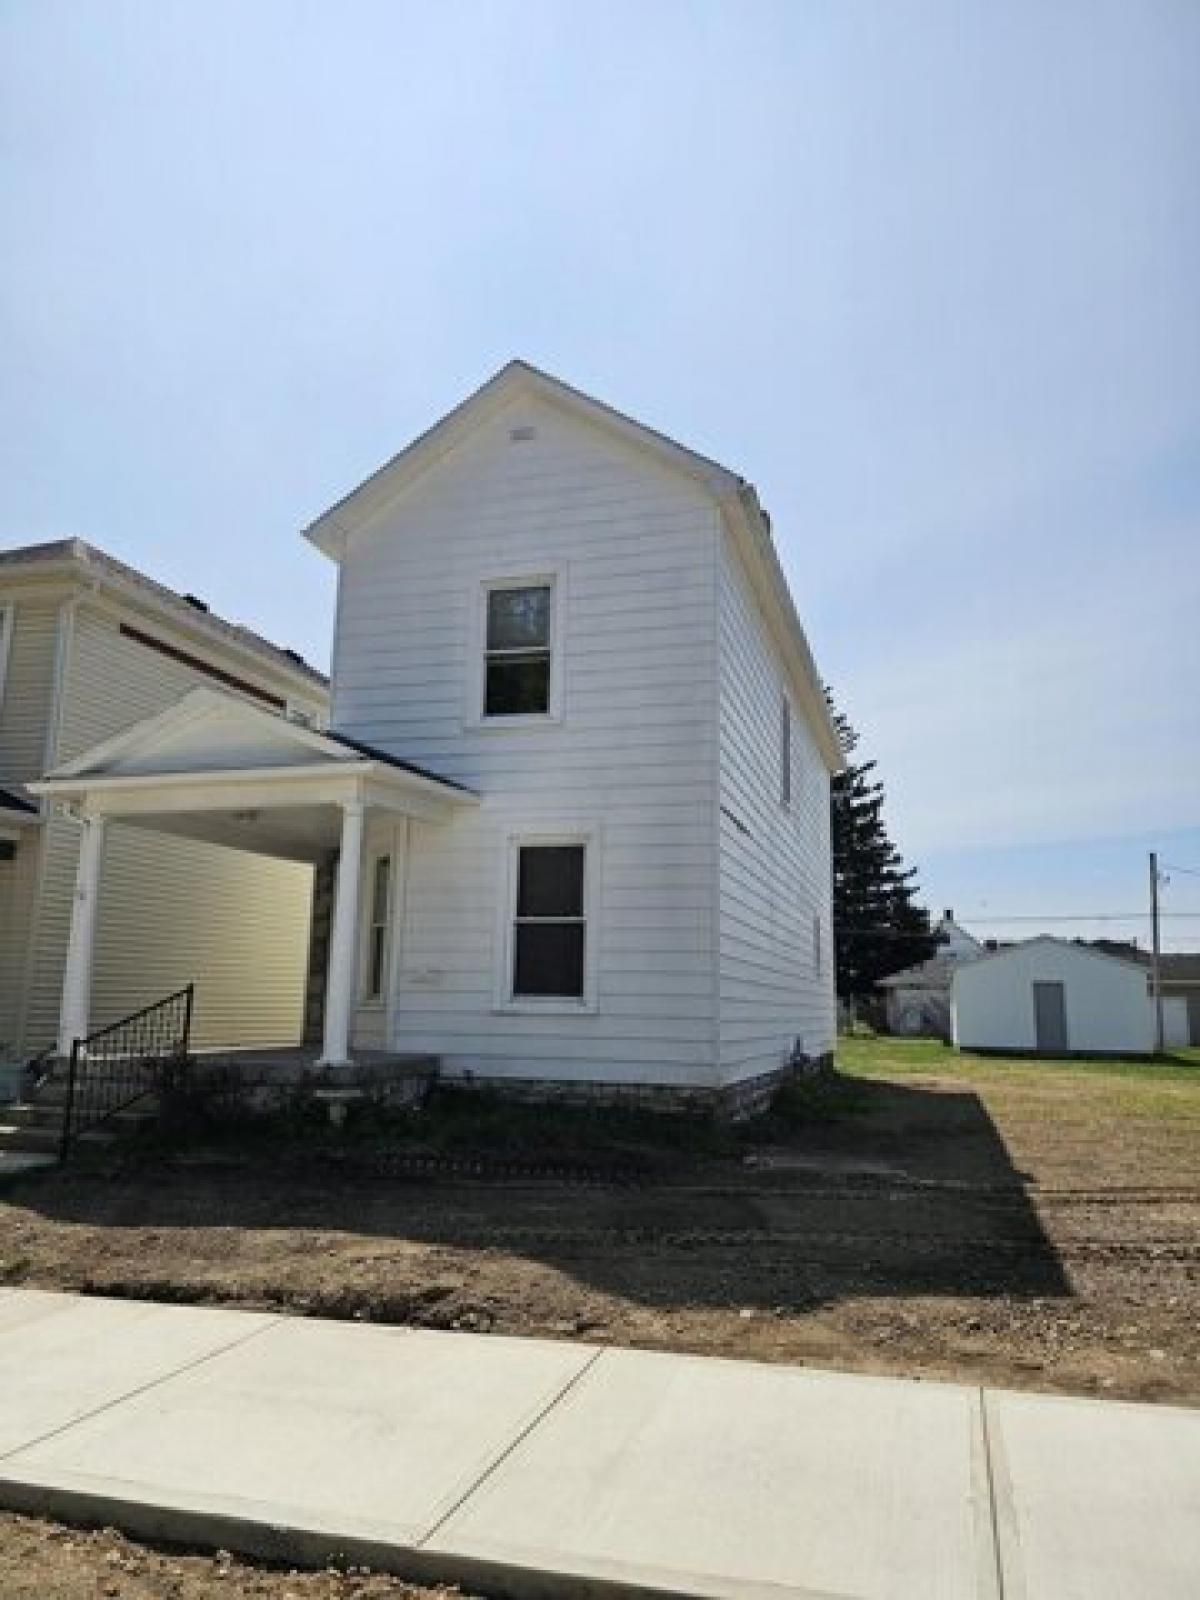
[0, 539, 328, 1063]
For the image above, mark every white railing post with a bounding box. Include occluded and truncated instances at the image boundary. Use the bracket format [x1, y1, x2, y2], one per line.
[58, 812, 107, 1057]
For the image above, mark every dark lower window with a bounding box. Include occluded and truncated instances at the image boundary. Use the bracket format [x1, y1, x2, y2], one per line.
[512, 843, 586, 999]
[365, 854, 391, 1000]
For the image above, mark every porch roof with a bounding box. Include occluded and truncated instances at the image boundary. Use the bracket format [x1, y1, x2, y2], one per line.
[30, 687, 477, 863]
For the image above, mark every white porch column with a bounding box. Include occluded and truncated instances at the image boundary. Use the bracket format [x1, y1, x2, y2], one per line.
[58, 813, 107, 1056]
[319, 797, 366, 1067]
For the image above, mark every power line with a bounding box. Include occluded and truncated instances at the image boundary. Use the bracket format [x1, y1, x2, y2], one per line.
[1162, 862, 1200, 879]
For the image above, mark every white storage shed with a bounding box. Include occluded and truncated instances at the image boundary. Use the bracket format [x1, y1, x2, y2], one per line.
[951, 937, 1156, 1057]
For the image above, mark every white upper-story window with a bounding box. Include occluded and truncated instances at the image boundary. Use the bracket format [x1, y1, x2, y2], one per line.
[0, 605, 13, 713]
[780, 692, 792, 809]
[473, 573, 563, 724]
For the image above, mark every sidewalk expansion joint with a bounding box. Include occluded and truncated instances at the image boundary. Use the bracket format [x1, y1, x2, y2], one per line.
[416, 1344, 608, 1549]
[977, 1388, 1007, 1600]
[0, 1311, 281, 1465]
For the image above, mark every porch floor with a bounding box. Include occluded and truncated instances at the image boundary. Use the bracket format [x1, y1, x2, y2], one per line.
[190, 1045, 440, 1100]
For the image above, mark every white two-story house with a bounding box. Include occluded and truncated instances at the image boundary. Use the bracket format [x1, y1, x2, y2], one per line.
[34, 363, 843, 1114]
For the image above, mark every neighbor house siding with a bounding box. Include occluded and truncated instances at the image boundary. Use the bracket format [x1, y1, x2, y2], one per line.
[0, 593, 65, 1052]
[22, 602, 315, 1050]
[332, 394, 721, 1088]
[717, 528, 835, 1085]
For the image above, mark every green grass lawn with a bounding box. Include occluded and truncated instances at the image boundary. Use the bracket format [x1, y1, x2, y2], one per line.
[836, 1033, 1200, 1126]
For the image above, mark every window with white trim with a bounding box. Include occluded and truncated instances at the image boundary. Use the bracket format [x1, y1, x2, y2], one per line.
[780, 693, 792, 808]
[363, 853, 392, 1002]
[484, 582, 553, 717]
[511, 843, 587, 1000]
[0, 606, 13, 715]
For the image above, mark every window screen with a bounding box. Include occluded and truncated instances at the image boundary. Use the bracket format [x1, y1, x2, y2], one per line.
[512, 843, 586, 998]
[485, 584, 552, 716]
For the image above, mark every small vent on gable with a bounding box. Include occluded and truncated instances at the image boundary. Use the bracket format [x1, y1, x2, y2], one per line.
[509, 425, 537, 443]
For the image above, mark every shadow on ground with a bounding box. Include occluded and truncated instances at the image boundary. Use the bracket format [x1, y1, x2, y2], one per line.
[2, 1073, 1073, 1320]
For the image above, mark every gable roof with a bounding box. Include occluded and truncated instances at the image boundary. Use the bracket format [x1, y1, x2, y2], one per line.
[0, 539, 328, 695]
[951, 935, 1152, 981]
[301, 359, 843, 771]
[37, 686, 474, 800]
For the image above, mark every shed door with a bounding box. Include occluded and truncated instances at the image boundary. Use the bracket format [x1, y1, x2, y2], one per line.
[1032, 981, 1068, 1053]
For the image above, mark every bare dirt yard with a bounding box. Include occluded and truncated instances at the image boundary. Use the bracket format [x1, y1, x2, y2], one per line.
[0, 1513, 473, 1600]
[2, 1038, 1198, 1595]
[3, 1037, 1198, 1407]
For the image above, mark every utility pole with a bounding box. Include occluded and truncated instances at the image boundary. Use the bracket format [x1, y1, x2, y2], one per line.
[1150, 851, 1164, 1054]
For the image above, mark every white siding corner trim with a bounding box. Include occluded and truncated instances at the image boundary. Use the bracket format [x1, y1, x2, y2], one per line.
[493, 825, 602, 1015]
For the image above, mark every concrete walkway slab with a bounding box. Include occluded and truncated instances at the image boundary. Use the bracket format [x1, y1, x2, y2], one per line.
[428, 1347, 999, 1600]
[987, 1388, 1200, 1600]
[4, 1312, 596, 1549]
[0, 1290, 275, 1456]
[0, 1290, 1196, 1600]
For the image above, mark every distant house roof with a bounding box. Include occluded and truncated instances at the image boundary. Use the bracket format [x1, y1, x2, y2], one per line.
[0, 539, 328, 694]
[878, 954, 961, 991]
[1089, 940, 1200, 987]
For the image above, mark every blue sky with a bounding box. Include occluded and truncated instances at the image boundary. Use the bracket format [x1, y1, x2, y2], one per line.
[2, 1, 1197, 948]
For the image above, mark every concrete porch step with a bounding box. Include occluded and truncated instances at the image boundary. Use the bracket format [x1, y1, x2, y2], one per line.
[0, 1124, 65, 1155]
[2, 1101, 158, 1132]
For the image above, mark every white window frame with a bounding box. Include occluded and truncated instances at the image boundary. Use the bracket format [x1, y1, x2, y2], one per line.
[780, 691, 793, 810]
[359, 847, 394, 1008]
[467, 570, 564, 728]
[0, 606, 13, 714]
[495, 827, 600, 1014]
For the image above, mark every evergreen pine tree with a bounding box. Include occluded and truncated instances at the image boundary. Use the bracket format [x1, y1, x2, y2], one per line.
[828, 698, 940, 1000]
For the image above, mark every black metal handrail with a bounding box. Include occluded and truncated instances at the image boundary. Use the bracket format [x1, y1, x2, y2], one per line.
[60, 984, 194, 1159]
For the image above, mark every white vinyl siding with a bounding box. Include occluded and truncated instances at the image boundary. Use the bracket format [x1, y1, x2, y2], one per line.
[717, 529, 835, 1085]
[333, 395, 720, 1088]
[21, 603, 316, 1051]
[0, 596, 61, 784]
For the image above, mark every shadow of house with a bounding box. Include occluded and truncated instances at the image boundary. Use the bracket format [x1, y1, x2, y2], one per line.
[9, 1076, 1071, 1318]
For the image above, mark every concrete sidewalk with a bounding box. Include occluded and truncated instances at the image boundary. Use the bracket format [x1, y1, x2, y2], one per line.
[0, 1289, 1197, 1599]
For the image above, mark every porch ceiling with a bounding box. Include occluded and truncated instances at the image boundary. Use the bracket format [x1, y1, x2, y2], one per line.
[30, 761, 476, 862]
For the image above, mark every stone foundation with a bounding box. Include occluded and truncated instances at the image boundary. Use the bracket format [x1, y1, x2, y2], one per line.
[443, 1051, 835, 1123]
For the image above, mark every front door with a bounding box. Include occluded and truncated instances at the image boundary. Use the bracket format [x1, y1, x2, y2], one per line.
[1032, 980, 1068, 1053]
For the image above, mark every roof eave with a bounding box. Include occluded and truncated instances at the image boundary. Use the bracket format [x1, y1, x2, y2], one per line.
[722, 483, 845, 774]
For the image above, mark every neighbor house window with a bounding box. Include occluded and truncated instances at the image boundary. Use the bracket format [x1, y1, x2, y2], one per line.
[0, 606, 13, 714]
[511, 843, 586, 1000]
[781, 694, 792, 808]
[484, 582, 553, 716]
[364, 853, 392, 1001]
